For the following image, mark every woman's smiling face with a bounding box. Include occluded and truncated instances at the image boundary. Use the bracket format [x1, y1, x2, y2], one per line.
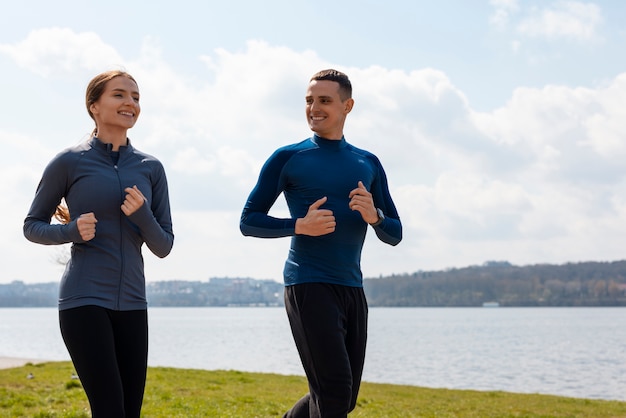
[89, 76, 141, 133]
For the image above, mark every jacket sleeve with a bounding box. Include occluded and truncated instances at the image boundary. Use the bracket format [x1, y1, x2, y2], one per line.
[23, 153, 83, 245]
[240, 149, 297, 238]
[127, 161, 174, 258]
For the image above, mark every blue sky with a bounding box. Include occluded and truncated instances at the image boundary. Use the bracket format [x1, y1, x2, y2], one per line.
[2, 0, 626, 284]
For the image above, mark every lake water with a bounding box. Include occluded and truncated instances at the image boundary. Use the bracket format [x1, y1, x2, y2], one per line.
[0, 307, 624, 401]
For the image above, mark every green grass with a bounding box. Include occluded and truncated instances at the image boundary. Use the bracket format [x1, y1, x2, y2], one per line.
[1, 362, 625, 417]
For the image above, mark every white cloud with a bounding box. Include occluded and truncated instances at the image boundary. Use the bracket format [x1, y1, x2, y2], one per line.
[517, 1, 603, 42]
[0, 28, 123, 77]
[171, 147, 217, 175]
[471, 76, 626, 185]
[580, 73, 626, 158]
[490, 0, 521, 29]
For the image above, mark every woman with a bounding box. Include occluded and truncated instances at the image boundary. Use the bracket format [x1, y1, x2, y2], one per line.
[23, 70, 174, 417]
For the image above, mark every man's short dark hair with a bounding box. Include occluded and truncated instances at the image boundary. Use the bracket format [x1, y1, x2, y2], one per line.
[310, 69, 352, 101]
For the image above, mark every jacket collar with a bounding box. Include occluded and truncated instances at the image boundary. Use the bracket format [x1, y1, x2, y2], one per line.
[89, 136, 133, 154]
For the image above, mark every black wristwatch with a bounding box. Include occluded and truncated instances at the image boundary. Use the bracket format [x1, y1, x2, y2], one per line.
[370, 208, 385, 227]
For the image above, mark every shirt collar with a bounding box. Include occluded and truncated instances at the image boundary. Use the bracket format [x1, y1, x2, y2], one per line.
[311, 134, 347, 149]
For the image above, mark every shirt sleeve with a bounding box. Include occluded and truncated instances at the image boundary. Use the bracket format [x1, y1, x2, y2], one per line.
[240, 149, 297, 238]
[369, 156, 402, 246]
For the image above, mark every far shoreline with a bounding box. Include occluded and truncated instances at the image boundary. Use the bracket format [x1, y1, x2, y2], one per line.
[0, 357, 50, 370]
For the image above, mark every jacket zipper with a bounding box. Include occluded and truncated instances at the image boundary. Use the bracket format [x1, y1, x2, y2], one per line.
[114, 161, 125, 310]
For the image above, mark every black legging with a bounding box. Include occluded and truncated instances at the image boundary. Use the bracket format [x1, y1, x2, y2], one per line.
[59, 305, 148, 418]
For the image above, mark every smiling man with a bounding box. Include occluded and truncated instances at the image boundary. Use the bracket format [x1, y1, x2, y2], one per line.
[240, 69, 402, 417]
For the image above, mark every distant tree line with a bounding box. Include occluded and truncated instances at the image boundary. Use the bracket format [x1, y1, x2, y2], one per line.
[0, 278, 284, 308]
[147, 278, 283, 307]
[2, 260, 626, 307]
[0, 281, 58, 307]
[363, 260, 626, 307]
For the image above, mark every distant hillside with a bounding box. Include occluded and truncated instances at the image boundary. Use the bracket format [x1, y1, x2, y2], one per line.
[363, 260, 626, 307]
[2, 260, 626, 307]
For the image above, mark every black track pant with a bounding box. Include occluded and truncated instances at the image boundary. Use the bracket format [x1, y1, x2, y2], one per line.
[59, 305, 148, 418]
[284, 283, 368, 418]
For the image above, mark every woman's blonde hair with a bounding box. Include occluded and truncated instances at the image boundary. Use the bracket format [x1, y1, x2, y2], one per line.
[54, 204, 71, 224]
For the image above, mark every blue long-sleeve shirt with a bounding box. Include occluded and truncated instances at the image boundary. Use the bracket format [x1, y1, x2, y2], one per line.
[24, 137, 174, 311]
[240, 135, 402, 287]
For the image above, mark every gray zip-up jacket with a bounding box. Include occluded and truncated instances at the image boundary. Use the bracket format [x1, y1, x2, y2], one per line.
[24, 137, 174, 311]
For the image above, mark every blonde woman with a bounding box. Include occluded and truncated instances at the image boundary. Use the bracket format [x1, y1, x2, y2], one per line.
[24, 70, 174, 417]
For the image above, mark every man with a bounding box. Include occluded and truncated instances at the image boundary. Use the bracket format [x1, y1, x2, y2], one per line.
[240, 69, 402, 417]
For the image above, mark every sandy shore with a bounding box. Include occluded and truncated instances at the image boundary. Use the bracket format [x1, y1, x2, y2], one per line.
[0, 357, 50, 370]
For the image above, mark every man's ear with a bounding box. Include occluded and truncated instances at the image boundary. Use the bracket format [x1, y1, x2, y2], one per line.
[344, 98, 354, 114]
